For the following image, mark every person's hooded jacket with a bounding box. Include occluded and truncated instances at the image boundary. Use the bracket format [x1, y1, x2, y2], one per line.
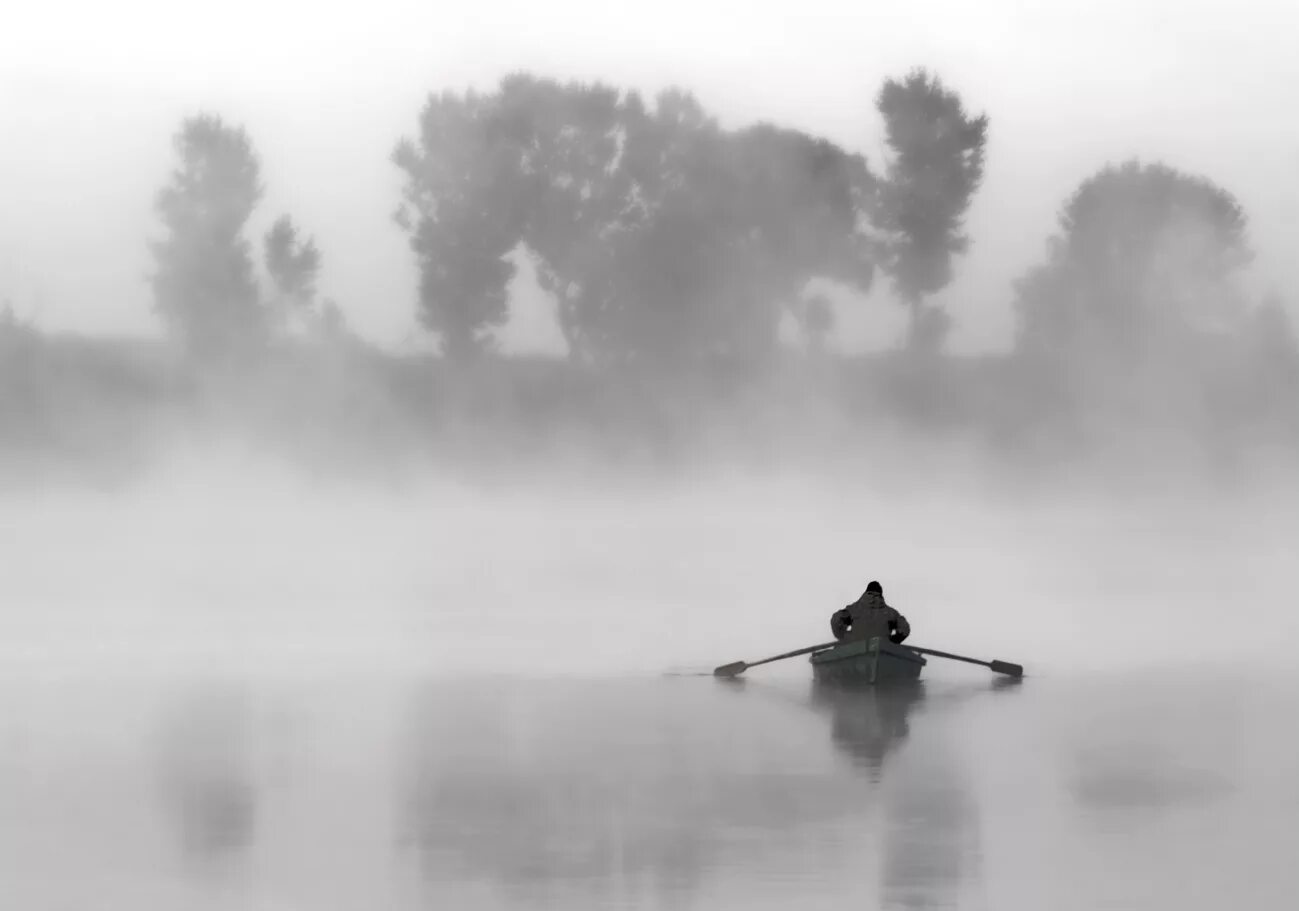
[830, 583, 910, 644]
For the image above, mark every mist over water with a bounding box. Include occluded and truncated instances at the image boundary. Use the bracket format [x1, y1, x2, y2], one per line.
[5, 5, 1299, 905]
[1, 656, 1295, 908]
[1, 429, 1295, 911]
[2, 445, 1295, 678]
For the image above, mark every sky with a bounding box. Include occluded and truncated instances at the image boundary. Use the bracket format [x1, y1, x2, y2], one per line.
[2, 0, 1297, 354]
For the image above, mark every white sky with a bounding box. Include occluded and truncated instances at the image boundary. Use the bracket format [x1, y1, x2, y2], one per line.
[2, 0, 1297, 353]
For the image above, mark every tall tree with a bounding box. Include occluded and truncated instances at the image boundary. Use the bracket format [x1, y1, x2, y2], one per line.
[393, 87, 533, 360]
[263, 215, 321, 330]
[534, 96, 877, 365]
[151, 114, 265, 360]
[876, 68, 988, 352]
[1015, 160, 1251, 369]
[798, 292, 836, 354]
[394, 75, 878, 367]
[594, 90, 752, 364]
[1249, 295, 1299, 380]
[505, 75, 635, 362]
[726, 124, 877, 350]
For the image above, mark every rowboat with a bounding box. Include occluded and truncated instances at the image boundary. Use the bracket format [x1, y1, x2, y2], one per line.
[809, 636, 926, 686]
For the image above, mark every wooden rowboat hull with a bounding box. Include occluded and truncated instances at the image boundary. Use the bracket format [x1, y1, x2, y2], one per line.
[809, 637, 926, 686]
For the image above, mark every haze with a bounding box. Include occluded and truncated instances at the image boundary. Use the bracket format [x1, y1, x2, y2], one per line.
[0, 0, 1295, 670]
[3, 5, 1299, 908]
[2, 456, 1295, 679]
[4, 0, 1299, 350]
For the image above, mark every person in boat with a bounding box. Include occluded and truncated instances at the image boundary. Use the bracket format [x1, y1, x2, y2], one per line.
[830, 581, 911, 645]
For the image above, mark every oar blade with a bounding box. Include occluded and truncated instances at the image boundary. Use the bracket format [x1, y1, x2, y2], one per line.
[712, 661, 748, 678]
[989, 659, 1024, 678]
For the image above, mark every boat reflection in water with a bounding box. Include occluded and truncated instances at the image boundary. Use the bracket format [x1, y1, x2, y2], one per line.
[395, 671, 1005, 909]
[810, 676, 926, 778]
[811, 673, 1006, 911]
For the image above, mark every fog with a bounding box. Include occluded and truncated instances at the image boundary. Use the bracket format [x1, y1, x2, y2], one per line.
[5, 1, 1299, 349]
[3, 3, 1299, 908]
[2, 447, 1294, 679]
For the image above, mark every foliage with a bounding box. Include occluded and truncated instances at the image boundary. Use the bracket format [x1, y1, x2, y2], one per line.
[392, 85, 535, 360]
[875, 68, 988, 350]
[1015, 160, 1251, 368]
[151, 114, 265, 360]
[264, 215, 321, 323]
[393, 75, 878, 366]
[800, 293, 836, 353]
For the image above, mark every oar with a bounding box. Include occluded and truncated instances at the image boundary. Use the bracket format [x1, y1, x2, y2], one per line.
[713, 641, 838, 678]
[906, 645, 1023, 678]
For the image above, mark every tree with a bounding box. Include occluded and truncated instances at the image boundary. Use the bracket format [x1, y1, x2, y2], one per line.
[547, 100, 877, 366]
[316, 298, 351, 343]
[1240, 294, 1299, 430]
[393, 87, 533, 360]
[718, 124, 876, 359]
[151, 114, 265, 360]
[1015, 160, 1251, 369]
[799, 292, 836, 354]
[263, 215, 321, 331]
[498, 83, 731, 364]
[394, 74, 879, 367]
[593, 91, 756, 364]
[1250, 295, 1299, 376]
[505, 75, 636, 362]
[876, 69, 988, 352]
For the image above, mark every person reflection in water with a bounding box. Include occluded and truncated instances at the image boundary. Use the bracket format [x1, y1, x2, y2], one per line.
[816, 681, 924, 776]
[830, 581, 911, 644]
[810, 674, 979, 909]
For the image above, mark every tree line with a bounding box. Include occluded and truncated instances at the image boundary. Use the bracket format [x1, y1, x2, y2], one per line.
[3, 65, 1294, 482]
[150, 114, 345, 360]
[4, 65, 1285, 475]
[150, 69, 992, 366]
[148, 69, 1296, 401]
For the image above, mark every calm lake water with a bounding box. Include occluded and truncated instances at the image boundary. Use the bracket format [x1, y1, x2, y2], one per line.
[0, 666, 1294, 910]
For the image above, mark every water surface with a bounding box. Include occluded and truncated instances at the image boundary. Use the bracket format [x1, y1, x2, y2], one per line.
[1, 667, 1292, 910]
